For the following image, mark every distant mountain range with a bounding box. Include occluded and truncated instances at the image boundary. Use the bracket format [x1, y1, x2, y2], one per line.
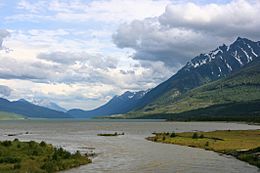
[0, 37, 259, 120]
[68, 90, 150, 118]
[32, 99, 67, 112]
[0, 98, 71, 119]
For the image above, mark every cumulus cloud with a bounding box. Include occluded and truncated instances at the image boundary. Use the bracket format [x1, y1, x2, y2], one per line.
[0, 85, 12, 97]
[0, 29, 10, 50]
[37, 51, 118, 69]
[113, 0, 260, 66]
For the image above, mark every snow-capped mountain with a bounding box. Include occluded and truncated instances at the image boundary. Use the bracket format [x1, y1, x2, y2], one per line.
[184, 37, 260, 78]
[133, 37, 260, 110]
[68, 89, 150, 118]
[32, 99, 67, 112]
[70, 37, 260, 118]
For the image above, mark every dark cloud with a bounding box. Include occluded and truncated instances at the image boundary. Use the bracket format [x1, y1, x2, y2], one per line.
[0, 85, 12, 97]
[113, 0, 260, 67]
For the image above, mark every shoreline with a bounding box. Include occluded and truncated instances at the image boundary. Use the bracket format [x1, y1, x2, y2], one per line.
[146, 129, 260, 168]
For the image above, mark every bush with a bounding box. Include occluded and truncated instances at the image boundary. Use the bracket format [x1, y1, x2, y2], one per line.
[192, 133, 198, 139]
[14, 163, 21, 169]
[170, 132, 176, 138]
[40, 141, 47, 147]
[1, 140, 12, 147]
[199, 134, 204, 138]
[205, 141, 209, 147]
[0, 157, 21, 163]
[42, 161, 57, 173]
[162, 136, 166, 141]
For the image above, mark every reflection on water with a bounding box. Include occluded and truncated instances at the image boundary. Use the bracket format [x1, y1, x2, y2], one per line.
[0, 120, 259, 173]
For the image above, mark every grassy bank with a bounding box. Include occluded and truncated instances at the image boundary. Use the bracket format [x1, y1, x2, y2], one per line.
[0, 112, 25, 120]
[0, 139, 91, 173]
[147, 130, 260, 168]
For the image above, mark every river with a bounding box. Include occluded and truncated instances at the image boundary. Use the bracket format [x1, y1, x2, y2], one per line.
[0, 120, 259, 173]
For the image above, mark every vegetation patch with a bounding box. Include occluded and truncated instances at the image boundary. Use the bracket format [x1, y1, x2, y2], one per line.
[0, 139, 91, 173]
[97, 132, 124, 136]
[147, 130, 260, 168]
[0, 112, 25, 120]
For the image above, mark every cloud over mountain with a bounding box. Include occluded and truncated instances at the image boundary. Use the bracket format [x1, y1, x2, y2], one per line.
[0, 85, 12, 97]
[113, 0, 260, 66]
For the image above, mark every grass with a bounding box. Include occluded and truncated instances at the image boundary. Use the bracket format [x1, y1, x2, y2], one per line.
[0, 139, 91, 173]
[147, 130, 260, 168]
[97, 132, 124, 136]
[0, 112, 25, 120]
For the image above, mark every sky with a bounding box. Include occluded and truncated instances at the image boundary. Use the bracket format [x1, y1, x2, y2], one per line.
[0, 0, 260, 110]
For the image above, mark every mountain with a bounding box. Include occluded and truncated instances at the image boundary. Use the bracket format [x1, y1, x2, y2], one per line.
[124, 54, 260, 121]
[130, 37, 260, 112]
[32, 99, 67, 112]
[0, 98, 71, 119]
[68, 90, 150, 118]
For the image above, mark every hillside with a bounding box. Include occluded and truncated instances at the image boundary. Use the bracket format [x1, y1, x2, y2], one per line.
[124, 58, 260, 121]
[131, 37, 260, 111]
[0, 98, 71, 119]
[68, 90, 149, 118]
[0, 111, 25, 120]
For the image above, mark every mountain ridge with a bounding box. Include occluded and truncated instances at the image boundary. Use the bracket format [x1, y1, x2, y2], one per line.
[68, 89, 150, 118]
[130, 37, 260, 112]
[0, 98, 71, 119]
[123, 57, 260, 120]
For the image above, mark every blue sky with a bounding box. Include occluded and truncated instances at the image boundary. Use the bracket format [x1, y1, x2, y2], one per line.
[0, 0, 259, 110]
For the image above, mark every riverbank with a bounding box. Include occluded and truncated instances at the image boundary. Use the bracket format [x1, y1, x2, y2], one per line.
[147, 129, 260, 168]
[0, 139, 91, 173]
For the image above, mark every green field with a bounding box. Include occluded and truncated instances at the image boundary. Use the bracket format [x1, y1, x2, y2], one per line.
[0, 139, 91, 173]
[0, 112, 25, 120]
[147, 130, 260, 168]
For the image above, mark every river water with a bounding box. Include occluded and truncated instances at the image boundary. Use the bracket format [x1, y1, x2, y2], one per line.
[0, 120, 259, 173]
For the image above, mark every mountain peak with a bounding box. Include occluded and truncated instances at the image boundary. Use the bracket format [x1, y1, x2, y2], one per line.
[17, 99, 30, 103]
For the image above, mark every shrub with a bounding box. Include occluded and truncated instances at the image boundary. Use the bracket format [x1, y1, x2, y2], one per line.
[40, 141, 47, 147]
[205, 141, 209, 147]
[42, 161, 57, 173]
[192, 133, 198, 139]
[28, 141, 37, 148]
[170, 132, 176, 138]
[1, 140, 12, 147]
[162, 136, 166, 141]
[0, 157, 21, 163]
[199, 134, 204, 138]
[14, 163, 21, 169]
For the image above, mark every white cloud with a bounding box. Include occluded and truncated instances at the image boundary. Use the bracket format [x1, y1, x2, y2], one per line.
[0, 85, 12, 97]
[0, 29, 10, 50]
[8, 0, 170, 23]
[3, 0, 259, 110]
[113, 0, 260, 66]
